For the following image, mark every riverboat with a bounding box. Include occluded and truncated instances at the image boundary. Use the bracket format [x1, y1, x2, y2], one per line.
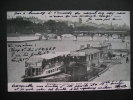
[22, 51, 70, 80]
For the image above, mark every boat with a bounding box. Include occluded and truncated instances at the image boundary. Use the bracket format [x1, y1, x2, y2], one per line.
[22, 51, 70, 81]
[7, 36, 40, 42]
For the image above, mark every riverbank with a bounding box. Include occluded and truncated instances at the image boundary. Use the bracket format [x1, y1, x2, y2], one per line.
[93, 55, 130, 81]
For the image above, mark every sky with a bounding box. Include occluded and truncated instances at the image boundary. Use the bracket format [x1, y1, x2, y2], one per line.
[7, 11, 130, 27]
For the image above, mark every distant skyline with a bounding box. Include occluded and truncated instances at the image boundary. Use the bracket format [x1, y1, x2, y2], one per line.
[7, 11, 130, 27]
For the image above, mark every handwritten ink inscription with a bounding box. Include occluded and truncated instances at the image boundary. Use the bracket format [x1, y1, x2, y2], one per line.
[7, 43, 56, 62]
[14, 11, 126, 22]
[8, 80, 130, 92]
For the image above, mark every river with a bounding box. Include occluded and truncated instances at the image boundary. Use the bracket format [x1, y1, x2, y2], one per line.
[7, 36, 130, 82]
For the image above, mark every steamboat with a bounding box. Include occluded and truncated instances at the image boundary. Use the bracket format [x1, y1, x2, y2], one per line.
[22, 51, 70, 81]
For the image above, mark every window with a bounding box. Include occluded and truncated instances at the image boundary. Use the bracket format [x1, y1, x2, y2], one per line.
[36, 68, 38, 75]
[48, 70, 50, 73]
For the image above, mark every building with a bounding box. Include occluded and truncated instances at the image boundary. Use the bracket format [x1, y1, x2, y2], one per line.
[91, 42, 112, 58]
[63, 42, 112, 81]
[75, 47, 101, 70]
[62, 44, 102, 81]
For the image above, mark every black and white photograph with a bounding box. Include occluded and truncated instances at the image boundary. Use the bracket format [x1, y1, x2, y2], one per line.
[7, 11, 130, 91]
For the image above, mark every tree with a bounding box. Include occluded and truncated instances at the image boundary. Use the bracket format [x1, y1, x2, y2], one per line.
[45, 20, 57, 33]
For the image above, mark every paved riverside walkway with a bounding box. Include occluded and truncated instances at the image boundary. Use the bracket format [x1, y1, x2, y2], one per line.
[92, 55, 130, 82]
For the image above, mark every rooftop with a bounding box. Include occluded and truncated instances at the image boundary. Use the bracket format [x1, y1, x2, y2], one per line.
[76, 48, 100, 55]
[81, 48, 100, 55]
[27, 51, 70, 63]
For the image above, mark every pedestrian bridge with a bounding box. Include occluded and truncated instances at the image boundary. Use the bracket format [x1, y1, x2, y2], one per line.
[74, 30, 130, 36]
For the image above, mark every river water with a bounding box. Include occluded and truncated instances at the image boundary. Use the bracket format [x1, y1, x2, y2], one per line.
[7, 36, 130, 82]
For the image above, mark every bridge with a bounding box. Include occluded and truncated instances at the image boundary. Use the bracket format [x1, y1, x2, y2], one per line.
[74, 30, 130, 36]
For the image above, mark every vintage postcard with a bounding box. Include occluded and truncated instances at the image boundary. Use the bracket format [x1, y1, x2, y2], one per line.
[7, 11, 130, 92]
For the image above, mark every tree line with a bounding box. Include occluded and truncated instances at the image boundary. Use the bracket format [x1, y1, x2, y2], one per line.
[7, 17, 129, 35]
[7, 18, 75, 35]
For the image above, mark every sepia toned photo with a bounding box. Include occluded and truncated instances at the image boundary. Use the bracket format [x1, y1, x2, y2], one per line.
[7, 11, 130, 91]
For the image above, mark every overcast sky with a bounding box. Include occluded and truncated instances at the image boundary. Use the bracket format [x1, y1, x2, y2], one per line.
[7, 11, 130, 27]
